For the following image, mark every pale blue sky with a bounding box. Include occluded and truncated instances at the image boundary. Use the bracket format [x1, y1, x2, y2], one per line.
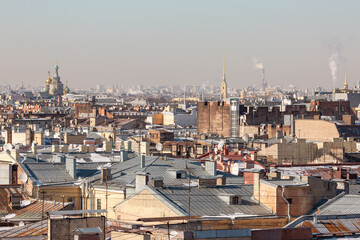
[0, 0, 359, 90]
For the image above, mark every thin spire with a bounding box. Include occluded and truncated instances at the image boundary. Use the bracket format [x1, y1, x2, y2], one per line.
[344, 72, 348, 90]
[222, 54, 226, 81]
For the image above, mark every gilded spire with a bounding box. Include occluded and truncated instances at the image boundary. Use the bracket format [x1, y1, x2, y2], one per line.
[344, 72, 348, 90]
[221, 54, 228, 100]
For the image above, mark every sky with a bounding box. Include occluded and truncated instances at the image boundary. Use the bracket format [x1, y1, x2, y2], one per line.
[0, 0, 359, 90]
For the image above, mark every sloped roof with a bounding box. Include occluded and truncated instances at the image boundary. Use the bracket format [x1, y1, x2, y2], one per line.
[286, 213, 360, 238]
[317, 194, 360, 215]
[0, 220, 47, 238]
[88, 156, 244, 188]
[3, 200, 72, 222]
[154, 185, 273, 217]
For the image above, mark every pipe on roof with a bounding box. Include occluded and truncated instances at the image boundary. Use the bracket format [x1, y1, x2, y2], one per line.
[281, 186, 291, 222]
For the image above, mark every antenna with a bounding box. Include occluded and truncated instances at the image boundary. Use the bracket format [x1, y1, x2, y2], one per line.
[156, 143, 163, 152]
[19, 173, 28, 183]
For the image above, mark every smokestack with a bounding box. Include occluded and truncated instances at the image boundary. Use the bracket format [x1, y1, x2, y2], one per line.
[262, 68, 266, 90]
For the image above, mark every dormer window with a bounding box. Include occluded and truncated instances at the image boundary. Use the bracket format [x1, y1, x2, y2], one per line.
[231, 196, 239, 205]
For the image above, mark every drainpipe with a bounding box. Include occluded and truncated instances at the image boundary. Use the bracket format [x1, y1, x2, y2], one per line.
[81, 180, 86, 211]
[281, 186, 291, 222]
[85, 180, 93, 215]
[37, 185, 40, 200]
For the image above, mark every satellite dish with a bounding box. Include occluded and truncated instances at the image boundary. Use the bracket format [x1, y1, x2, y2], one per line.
[218, 140, 225, 151]
[19, 173, 28, 183]
[156, 143, 163, 151]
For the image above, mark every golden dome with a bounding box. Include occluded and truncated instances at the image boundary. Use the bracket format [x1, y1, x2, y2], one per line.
[63, 86, 70, 94]
[46, 77, 52, 85]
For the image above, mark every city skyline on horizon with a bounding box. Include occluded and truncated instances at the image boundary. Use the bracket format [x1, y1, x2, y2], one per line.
[0, 1, 359, 90]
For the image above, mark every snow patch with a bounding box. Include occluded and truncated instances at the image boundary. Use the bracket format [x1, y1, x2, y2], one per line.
[89, 153, 111, 162]
[3, 213, 16, 219]
[20, 200, 31, 207]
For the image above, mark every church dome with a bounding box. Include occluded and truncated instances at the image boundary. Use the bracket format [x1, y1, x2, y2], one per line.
[45, 77, 52, 85]
[63, 86, 70, 94]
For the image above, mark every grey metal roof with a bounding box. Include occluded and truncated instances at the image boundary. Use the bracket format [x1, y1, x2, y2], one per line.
[0, 220, 46, 238]
[18, 151, 138, 185]
[349, 184, 360, 195]
[73, 227, 102, 234]
[318, 195, 360, 215]
[87, 156, 244, 188]
[261, 179, 308, 187]
[153, 185, 273, 217]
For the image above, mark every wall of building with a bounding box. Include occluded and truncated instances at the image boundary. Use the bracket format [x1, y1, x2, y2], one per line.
[152, 113, 163, 125]
[39, 185, 82, 210]
[258, 139, 319, 165]
[88, 188, 125, 220]
[64, 133, 87, 145]
[294, 119, 339, 142]
[48, 216, 105, 240]
[162, 112, 175, 126]
[197, 101, 231, 137]
[0, 163, 11, 184]
[254, 180, 313, 217]
[114, 189, 181, 222]
[11, 132, 27, 145]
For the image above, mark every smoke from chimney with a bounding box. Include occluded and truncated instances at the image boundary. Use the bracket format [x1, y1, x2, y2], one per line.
[253, 58, 266, 91]
[322, 39, 345, 87]
[253, 58, 264, 70]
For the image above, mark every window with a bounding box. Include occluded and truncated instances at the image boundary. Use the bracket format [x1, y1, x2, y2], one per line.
[176, 173, 182, 179]
[67, 197, 73, 202]
[231, 197, 239, 205]
[286, 198, 292, 204]
[97, 199, 101, 210]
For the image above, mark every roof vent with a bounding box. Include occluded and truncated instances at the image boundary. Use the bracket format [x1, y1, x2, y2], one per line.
[152, 177, 164, 188]
[101, 168, 111, 183]
[218, 194, 242, 205]
[167, 169, 186, 179]
[197, 176, 217, 188]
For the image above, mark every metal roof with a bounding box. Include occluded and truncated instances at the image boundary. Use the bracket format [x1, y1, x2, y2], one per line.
[5, 201, 72, 222]
[0, 220, 47, 238]
[287, 214, 360, 238]
[136, 216, 202, 222]
[318, 195, 360, 215]
[48, 209, 106, 216]
[73, 227, 102, 234]
[153, 184, 273, 217]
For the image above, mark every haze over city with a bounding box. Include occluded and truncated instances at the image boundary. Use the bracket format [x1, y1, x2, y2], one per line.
[1, 0, 359, 90]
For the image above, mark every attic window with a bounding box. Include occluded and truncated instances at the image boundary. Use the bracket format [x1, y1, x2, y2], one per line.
[231, 196, 239, 205]
[176, 173, 183, 179]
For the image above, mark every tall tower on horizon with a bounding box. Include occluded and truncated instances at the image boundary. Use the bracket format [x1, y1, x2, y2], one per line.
[221, 55, 228, 100]
[344, 72, 348, 90]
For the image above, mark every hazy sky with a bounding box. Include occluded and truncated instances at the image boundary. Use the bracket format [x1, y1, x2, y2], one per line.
[0, 0, 359, 90]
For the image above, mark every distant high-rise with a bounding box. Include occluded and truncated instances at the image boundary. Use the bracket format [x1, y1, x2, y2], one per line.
[221, 55, 228, 100]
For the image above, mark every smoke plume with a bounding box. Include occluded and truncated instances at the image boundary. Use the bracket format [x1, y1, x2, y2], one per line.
[322, 39, 344, 87]
[253, 58, 264, 70]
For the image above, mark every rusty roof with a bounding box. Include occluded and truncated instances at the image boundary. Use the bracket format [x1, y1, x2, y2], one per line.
[0, 220, 47, 238]
[0, 186, 23, 216]
[136, 216, 203, 222]
[5, 201, 72, 222]
[286, 214, 360, 238]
